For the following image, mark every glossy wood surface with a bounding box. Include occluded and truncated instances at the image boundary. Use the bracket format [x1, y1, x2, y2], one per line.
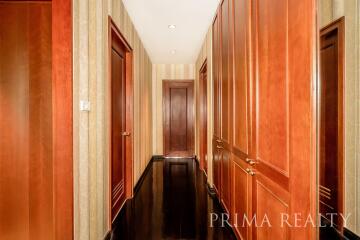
[319, 17, 344, 230]
[163, 80, 194, 157]
[111, 158, 237, 240]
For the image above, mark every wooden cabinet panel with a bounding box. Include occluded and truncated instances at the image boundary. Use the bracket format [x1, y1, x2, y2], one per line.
[212, 0, 316, 238]
[232, 156, 253, 240]
[220, 0, 231, 145]
[255, 0, 289, 175]
[213, 13, 221, 139]
[213, 138, 222, 193]
[233, 0, 250, 156]
[221, 148, 232, 212]
[253, 173, 290, 239]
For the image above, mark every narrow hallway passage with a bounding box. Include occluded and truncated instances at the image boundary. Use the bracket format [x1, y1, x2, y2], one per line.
[110, 158, 236, 240]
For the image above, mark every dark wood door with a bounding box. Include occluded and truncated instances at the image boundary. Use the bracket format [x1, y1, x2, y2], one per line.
[319, 18, 344, 229]
[163, 80, 194, 157]
[199, 62, 208, 173]
[111, 33, 127, 220]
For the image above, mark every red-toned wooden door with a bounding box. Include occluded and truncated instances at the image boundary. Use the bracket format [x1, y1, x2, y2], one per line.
[111, 32, 127, 220]
[219, 0, 233, 214]
[251, 0, 316, 239]
[163, 80, 194, 157]
[231, 0, 253, 238]
[212, 11, 222, 195]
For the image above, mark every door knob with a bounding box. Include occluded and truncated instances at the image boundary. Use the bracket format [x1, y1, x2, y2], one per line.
[122, 132, 131, 137]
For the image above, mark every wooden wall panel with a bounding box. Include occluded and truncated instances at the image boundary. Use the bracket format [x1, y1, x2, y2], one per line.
[0, 2, 71, 239]
[0, 4, 32, 238]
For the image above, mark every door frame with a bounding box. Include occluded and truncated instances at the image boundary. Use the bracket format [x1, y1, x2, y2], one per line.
[108, 16, 134, 224]
[199, 60, 208, 172]
[163, 80, 195, 158]
[318, 17, 345, 231]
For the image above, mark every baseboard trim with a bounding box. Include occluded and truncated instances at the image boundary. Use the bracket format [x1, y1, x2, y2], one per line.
[133, 157, 155, 195]
[104, 231, 111, 240]
[344, 228, 360, 240]
[207, 183, 217, 198]
[152, 155, 165, 161]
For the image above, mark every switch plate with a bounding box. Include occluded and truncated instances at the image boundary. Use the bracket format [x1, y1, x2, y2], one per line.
[80, 100, 91, 112]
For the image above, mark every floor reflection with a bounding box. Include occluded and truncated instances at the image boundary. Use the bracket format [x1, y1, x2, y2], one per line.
[111, 158, 236, 240]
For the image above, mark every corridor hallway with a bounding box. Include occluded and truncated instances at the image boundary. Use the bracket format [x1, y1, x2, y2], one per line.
[110, 158, 236, 240]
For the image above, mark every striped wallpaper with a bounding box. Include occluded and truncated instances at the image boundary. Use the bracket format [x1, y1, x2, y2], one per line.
[73, 0, 153, 239]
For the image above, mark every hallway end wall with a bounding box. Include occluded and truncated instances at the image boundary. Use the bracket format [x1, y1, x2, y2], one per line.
[152, 64, 196, 155]
[73, 0, 153, 239]
[195, 27, 214, 185]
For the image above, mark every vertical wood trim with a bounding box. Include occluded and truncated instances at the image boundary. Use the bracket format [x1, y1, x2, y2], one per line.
[52, 0, 74, 239]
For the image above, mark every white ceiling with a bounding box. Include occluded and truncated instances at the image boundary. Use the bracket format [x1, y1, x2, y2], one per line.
[122, 0, 220, 64]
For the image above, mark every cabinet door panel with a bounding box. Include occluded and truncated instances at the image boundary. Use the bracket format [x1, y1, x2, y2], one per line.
[220, 0, 231, 144]
[233, 156, 252, 240]
[213, 13, 221, 138]
[253, 173, 289, 240]
[221, 148, 231, 212]
[233, 0, 250, 155]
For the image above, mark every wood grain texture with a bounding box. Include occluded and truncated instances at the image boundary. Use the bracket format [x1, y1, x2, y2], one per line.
[52, 0, 73, 239]
[0, 1, 73, 239]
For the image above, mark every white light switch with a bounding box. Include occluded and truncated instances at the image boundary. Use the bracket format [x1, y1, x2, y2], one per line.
[80, 100, 91, 112]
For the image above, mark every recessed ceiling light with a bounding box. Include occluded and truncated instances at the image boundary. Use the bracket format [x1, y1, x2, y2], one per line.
[171, 50, 176, 54]
[168, 24, 176, 29]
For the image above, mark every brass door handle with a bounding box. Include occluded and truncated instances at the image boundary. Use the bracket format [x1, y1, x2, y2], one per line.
[216, 139, 222, 143]
[122, 132, 131, 137]
[246, 168, 256, 176]
[216, 145, 223, 149]
[246, 159, 257, 166]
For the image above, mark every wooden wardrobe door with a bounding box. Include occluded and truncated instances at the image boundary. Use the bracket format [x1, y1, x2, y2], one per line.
[212, 11, 221, 193]
[231, 0, 253, 238]
[251, 0, 316, 239]
[220, 0, 232, 213]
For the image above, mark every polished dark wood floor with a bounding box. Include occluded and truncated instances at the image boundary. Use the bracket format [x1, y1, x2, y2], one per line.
[110, 158, 236, 240]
